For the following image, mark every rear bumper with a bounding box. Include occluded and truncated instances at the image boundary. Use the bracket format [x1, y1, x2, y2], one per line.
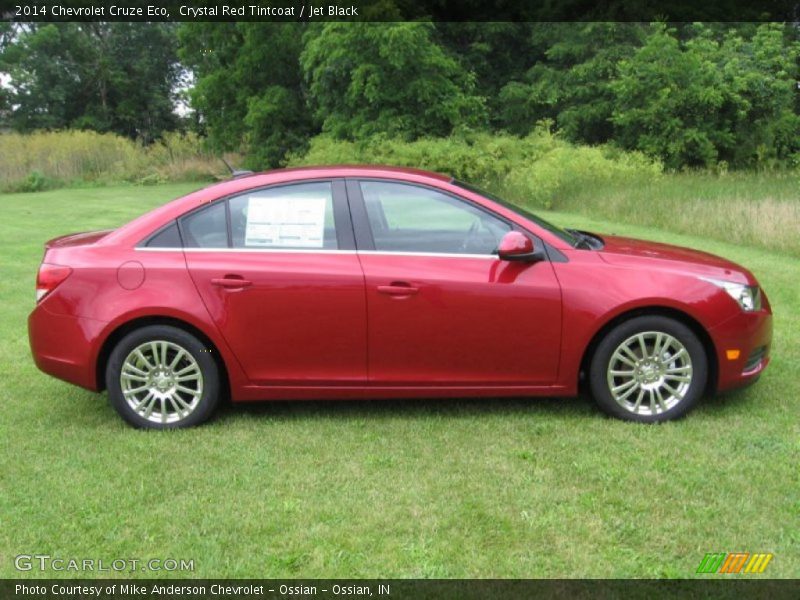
[709, 308, 772, 393]
[28, 304, 106, 391]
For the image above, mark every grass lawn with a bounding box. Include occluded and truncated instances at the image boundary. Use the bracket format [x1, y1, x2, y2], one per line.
[0, 183, 797, 579]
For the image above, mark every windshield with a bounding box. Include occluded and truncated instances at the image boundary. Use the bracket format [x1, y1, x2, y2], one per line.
[453, 180, 577, 246]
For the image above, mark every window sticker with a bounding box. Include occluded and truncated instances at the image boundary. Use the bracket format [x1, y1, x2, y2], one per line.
[244, 195, 327, 248]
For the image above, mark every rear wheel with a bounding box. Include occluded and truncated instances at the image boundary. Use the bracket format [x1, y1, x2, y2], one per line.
[106, 325, 220, 429]
[589, 316, 707, 422]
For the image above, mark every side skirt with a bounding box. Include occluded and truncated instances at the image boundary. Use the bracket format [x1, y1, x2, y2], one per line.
[234, 384, 574, 402]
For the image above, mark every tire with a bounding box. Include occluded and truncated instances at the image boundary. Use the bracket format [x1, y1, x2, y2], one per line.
[106, 325, 220, 429]
[589, 316, 707, 423]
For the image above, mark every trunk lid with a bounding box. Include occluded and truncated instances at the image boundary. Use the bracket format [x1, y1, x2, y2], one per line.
[45, 229, 114, 249]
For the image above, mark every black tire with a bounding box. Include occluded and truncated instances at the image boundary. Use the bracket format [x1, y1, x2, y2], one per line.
[589, 315, 707, 423]
[106, 325, 220, 429]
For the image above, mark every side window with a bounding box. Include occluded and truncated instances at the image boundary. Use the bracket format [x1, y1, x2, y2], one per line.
[360, 181, 511, 255]
[229, 182, 337, 249]
[181, 201, 228, 248]
[145, 221, 182, 248]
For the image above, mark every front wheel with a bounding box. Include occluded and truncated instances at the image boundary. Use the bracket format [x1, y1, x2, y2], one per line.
[106, 325, 220, 429]
[589, 316, 707, 423]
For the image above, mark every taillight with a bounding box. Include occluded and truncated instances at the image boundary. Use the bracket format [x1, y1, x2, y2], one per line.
[36, 263, 72, 303]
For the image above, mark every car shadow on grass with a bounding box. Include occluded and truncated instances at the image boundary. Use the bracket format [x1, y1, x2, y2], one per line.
[211, 381, 766, 426]
[36, 388, 596, 431]
[211, 394, 597, 425]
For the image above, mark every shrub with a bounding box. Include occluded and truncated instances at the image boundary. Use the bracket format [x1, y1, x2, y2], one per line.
[288, 128, 662, 210]
[5, 170, 59, 193]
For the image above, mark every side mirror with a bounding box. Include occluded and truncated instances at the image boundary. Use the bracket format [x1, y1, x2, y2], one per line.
[497, 231, 543, 262]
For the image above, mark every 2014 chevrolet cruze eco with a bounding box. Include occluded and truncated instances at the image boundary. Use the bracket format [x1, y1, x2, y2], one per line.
[28, 166, 772, 428]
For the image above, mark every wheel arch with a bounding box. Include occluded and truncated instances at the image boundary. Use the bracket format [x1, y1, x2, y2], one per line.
[578, 306, 718, 396]
[95, 315, 230, 399]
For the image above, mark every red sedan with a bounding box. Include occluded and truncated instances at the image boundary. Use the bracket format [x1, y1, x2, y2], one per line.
[28, 166, 772, 428]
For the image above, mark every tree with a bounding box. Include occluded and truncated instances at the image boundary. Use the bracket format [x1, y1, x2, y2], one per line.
[720, 24, 800, 167]
[435, 22, 533, 128]
[300, 22, 486, 140]
[2, 24, 90, 132]
[94, 23, 183, 143]
[178, 22, 312, 168]
[611, 23, 800, 168]
[496, 23, 646, 142]
[0, 22, 15, 124]
[1, 23, 181, 142]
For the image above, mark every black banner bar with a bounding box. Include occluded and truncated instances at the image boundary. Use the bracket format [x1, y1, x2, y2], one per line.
[3, 579, 800, 600]
[0, 0, 797, 22]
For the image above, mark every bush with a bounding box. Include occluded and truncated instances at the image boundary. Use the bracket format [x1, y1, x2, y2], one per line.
[4, 170, 59, 193]
[288, 129, 662, 210]
[0, 130, 237, 193]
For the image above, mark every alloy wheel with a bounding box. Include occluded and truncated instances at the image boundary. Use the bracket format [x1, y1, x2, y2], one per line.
[119, 340, 204, 425]
[606, 331, 693, 416]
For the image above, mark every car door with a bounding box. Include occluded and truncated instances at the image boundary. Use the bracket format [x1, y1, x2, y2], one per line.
[182, 179, 367, 386]
[348, 179, 562, 386]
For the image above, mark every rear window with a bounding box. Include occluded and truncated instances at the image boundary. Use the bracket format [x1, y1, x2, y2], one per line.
[145, 222, 182, 248]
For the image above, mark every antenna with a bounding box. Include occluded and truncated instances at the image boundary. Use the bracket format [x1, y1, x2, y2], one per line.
[221, 157, 254, 178]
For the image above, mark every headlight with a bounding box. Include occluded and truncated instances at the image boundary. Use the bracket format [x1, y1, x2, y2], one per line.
[701, 277, 761, 311]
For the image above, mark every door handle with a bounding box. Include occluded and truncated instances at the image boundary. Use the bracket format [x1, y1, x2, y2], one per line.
[211, 276, 252, 289]
[377, 283, 419, 296]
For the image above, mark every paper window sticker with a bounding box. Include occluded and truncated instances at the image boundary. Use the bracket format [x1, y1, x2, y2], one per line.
[244, 195, 327, 248]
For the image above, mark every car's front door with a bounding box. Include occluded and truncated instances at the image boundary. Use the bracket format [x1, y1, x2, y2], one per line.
[182, 180, 367, 386]
[349, 179, 562, 386]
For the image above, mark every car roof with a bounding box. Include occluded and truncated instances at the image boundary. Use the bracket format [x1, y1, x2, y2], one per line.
[252, 164, 452, 182]
[187, 165, 454, 204]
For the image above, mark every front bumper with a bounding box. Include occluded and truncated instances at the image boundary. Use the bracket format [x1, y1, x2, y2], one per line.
[28, 304, 107, 391]
[709, 307, 772, 393]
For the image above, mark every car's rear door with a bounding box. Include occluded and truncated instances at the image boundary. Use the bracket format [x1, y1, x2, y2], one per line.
[181, 179, 367, 386]
[348, 179, 562, 386]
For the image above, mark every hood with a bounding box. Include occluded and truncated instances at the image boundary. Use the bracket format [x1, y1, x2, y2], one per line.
[597, 234, 755, 284]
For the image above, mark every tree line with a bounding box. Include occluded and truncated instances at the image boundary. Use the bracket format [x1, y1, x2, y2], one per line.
[1, 21, 798, 170]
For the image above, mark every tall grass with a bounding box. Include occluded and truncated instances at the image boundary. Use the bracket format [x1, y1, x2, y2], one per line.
[0, 130, 237, 192]
[558, 171, 800, 256]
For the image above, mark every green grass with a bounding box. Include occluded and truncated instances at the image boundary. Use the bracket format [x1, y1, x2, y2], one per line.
[0, 183, 797, 579]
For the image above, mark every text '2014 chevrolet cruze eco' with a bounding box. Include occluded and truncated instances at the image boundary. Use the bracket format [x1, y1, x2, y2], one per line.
[29, 166, 772, 428]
